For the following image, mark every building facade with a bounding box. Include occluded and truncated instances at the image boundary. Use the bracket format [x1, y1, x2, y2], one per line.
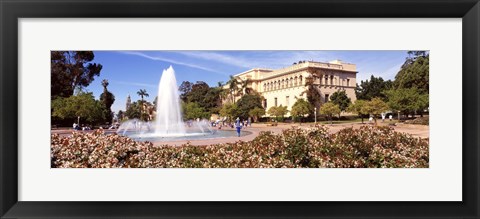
[229, 60, 357, 116]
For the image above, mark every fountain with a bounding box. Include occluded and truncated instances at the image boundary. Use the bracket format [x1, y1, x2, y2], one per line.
[117, 66, 249, 142]
[154, 66, 186, 136]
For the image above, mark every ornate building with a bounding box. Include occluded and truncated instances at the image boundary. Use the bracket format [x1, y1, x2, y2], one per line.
[228, 60, 357, 116]
[126, 95, 131, 110]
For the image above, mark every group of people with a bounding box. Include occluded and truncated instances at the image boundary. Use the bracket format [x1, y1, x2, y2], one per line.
[369, 113, 394, 123]
[72, 123, 92, 131]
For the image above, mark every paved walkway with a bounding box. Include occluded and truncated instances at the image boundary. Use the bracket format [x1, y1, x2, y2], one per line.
[51, 122, 429, 146]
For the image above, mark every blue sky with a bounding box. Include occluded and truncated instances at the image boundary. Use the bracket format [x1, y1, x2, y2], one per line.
[85, 51, 409, 113]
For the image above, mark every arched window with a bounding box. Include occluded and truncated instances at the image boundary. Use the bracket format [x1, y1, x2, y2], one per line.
[282, 79, 285, 88]
[274, 81, 277, 90]
[294, 76, 298, 86]
[299, 75, 303, 85]
[290, 77, 293, 87]
[286, 78, 289, 88]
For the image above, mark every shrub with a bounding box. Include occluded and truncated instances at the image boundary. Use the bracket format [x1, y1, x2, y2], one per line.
[51, 126, 429, 168]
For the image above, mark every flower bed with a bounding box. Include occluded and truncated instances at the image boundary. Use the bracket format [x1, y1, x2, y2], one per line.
[51, 126, 429, 168]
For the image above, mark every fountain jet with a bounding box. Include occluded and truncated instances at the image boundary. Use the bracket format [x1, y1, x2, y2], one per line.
[154, 66, 186, 135]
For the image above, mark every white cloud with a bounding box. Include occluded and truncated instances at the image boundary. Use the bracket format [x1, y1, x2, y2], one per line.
[113, 81, 157, 88]
[176, 51, 334, 70]
[118, 51, 225, 74]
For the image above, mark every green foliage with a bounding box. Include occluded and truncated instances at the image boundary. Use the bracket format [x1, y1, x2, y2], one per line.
[136, 89, 149, 121]
[347, 100, 368, 122]
[363, 98, 389, 124]
[99, 79, 115, 123]
[125, 101, 142, 120]
[329, 90, 351, 112]
[267, 105, 289, 120]
[51, 51, 102, 99]
[186, 81, 210, 104]
[178, 81, 193, 102]
[384, 88, 429, 116]
[290, 98, 312, 123]
[117, 110, 125, 121]
[178, 81, 222, 114]
[320, 102, 341, 123]
[219, 103, 240, 122]
[394, 52, 429, 94]
[51, 91, 105, 124]
[236, 94, 264, 119]
[302, 76, 322, 108]
[355, 75, 393, 101]
[182, 102, 210, 120]
[203, 86, 223, 114]
[248, 107, 266, 122]
[225, 75, 241, 103]
[136, 89, 149, 101]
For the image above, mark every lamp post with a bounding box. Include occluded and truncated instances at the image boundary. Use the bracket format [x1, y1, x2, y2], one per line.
[314, 107, 317, 124]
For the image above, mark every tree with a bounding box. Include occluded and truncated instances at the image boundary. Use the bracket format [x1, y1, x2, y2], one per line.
[125, 101, 142, 120]
[236, 94, 264, 119]
[384, 88, 429, 119]
[51, 51, 102, 99]
[182, 102, 210, 120]
[267, 105, 288, 122]
[329, 90, 351, 113]
[355, 75, 393, 101]
[319, 102, 341, 125]
[186, 81, 210, 104]
[347, 100, 368, 123]
[248, 107, 266, 122]
[117, 110, 125, 122]
[51, 91, 105, 125]
[225, 75, 244, 103]
[394, 51, 429, 94]
[136, 89, 149, 121]
[219, 103, 240, 122]
[363, 98, 389, 124]
[203, 85, 222, 114]
[301, 76, 322, 109]
[99, 79, 115, 124]
[290, 98, 312, 124]
[178, 81, 193, 102]
[137, 89, 149, 102]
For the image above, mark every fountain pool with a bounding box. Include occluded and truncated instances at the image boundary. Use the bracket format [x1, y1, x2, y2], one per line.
[117, 66, 251, 142]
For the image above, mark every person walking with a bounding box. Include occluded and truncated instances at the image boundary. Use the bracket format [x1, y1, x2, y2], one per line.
[235, 117, 242, 137]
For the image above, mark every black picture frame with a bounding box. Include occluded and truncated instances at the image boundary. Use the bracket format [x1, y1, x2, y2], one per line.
[1, 0, 479, 218]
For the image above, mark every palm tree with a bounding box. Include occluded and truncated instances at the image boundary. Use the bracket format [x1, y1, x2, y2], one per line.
[136, 89, 149, 120]
[226, 75, 240, 103]
[137, 89, 149, 102]
[238, 78, 252, 96]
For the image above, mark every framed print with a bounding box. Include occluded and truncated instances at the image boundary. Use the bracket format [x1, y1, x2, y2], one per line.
[1, 0, 479, 218]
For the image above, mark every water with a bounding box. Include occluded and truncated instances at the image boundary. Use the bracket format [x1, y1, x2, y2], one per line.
[154, 66, 185, 135]
[124, 129, 252, 142]
[117, 66, 218, 140]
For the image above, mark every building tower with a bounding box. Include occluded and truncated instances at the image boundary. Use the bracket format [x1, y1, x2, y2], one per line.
[126, 95, 131, 110]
